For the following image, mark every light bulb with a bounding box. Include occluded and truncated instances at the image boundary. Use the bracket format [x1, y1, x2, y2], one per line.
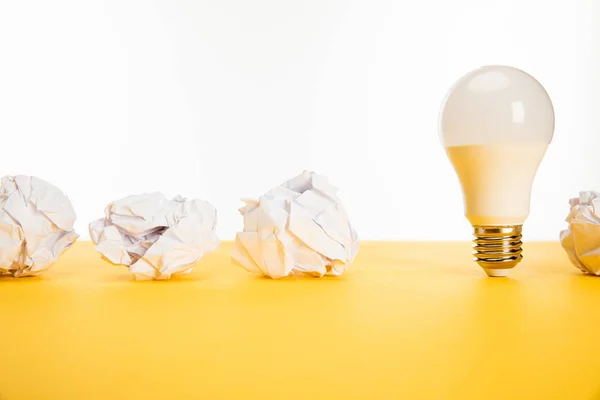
[439, 65, 555, 277]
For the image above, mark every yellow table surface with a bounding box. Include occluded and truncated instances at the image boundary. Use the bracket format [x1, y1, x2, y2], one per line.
[1, 241, 599, 400]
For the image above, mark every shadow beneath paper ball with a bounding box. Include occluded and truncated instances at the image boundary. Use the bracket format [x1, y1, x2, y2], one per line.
[253, 274, 349, 283]
[98, 270, 213, 284]
[0, 274, 44, 284]
[574, 271, 600, 279]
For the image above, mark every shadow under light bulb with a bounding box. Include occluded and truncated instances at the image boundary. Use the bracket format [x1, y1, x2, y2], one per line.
[439, 65, 555, 277]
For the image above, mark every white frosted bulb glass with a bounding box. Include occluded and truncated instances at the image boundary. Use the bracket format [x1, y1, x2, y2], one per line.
[439, 65, 555, 277]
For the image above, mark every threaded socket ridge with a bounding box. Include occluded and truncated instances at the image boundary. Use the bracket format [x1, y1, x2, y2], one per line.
[473, 225, 523, 273]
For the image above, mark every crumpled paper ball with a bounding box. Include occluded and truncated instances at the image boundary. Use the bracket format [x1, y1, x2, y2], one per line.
[89, 193, 219, 280]
[232, 170, 359, 278]
[0, 175, 79, 277]
[560, 191, 600, 275]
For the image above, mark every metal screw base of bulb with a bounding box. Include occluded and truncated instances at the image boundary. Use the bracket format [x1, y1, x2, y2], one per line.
[472, 225, 523, 277]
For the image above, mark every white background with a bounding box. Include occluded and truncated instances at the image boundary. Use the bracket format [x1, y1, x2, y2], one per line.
[0, 0, 598, 241]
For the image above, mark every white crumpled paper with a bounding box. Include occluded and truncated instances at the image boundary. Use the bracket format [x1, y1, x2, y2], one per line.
[0, 175, 79, 277]
[89, 193, 219, 280]
[560, 191, 600, 275]
[232, 170, 359, 278]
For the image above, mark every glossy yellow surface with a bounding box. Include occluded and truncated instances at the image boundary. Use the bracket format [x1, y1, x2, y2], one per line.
[1, 241, 599, 400]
